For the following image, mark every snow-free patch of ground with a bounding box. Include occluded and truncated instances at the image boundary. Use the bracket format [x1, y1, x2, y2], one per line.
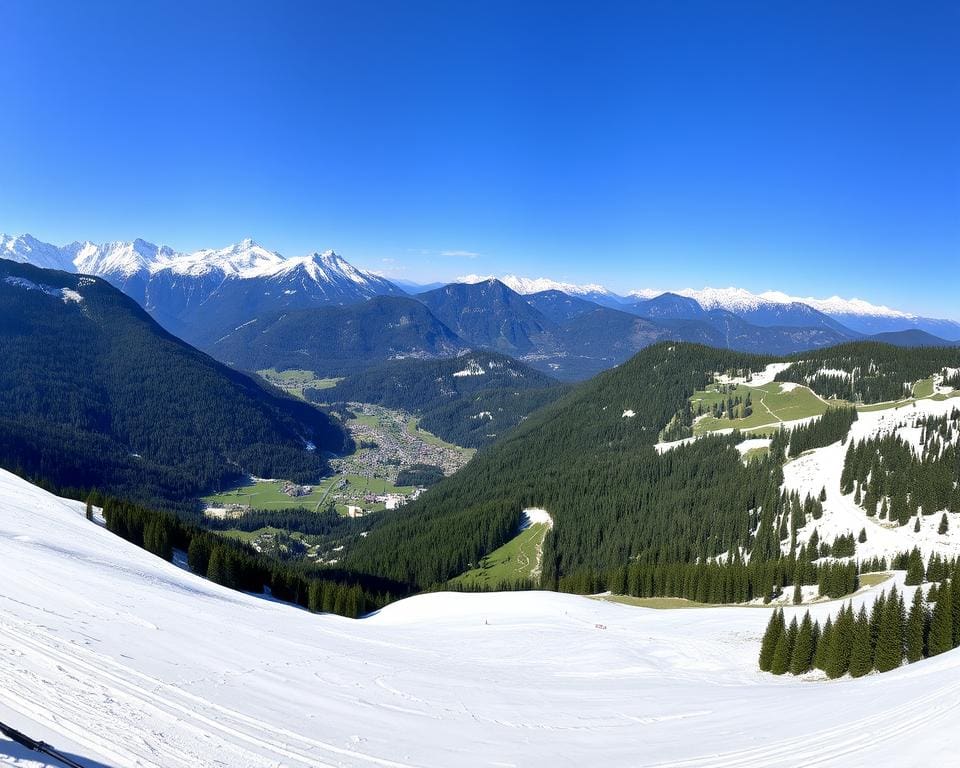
[1, 470, 960, 767]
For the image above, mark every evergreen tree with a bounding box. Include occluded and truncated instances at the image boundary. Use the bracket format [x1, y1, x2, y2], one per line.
[771, 619, 794, 675]
[905, 548, 925, 586]
[939, 514, 949, 535]
[814, 616, 833, 671]
[929, 580, 953, 656]
[85, 494, 94, 522]
[790, 611, 815, 675]
[906, 588, 928, 663]
[826, 603, 855, 679]
[951, 564, 960, 648]
[874, 587, 904, 672]
[848, 606, 873, 678]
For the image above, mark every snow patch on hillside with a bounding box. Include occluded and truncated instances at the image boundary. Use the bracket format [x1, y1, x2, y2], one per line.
[521, 507, 554, 528]
[783, 397, 960, 562]
[714, 361, 793, 387]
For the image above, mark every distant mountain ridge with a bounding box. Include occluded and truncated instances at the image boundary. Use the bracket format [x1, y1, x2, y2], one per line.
[456, 272, 960, 340]
[0, 233, 405, 347]
[6, 234, 958, 380]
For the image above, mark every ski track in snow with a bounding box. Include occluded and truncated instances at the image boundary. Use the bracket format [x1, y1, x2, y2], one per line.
[1, 470, 960, 767]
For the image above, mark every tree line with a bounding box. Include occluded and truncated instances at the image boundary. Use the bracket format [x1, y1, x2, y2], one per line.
[760, 572, 960, 678]
[841, 408, 960, 526]
[100, 495, 407, 618]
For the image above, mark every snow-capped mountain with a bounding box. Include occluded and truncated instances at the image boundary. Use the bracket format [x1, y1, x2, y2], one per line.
[0, 233, 75, 272]
[458, 273, 618, 302]
[643, 286, 960, 340]
[165, 237, 285, 278]
[0, 233, 406, 348]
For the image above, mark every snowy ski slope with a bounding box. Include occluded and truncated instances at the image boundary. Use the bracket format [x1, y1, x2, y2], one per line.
[0, 469, 958, 767]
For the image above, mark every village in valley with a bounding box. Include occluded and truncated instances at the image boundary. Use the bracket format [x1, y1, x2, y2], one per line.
[202, 403, 472, 530]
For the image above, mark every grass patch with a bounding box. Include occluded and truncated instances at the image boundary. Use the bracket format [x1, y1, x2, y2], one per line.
[406, 417, 476, 459]
[858, 572, 893, 588]
[203, 478, 337, 512]
[692, 382, 828, 435]
[742, 446, 770, 462]
[913, 377, 935, 398]
[593, 595, 713, 609]
[451, 523, 549, 588]
[257, 369, 342, 399]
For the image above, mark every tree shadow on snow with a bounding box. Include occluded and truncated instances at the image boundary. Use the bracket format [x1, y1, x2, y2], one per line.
[0, 735, 116, 768]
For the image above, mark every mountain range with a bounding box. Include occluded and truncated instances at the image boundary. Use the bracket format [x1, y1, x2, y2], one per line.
[3, 233, 958, 381]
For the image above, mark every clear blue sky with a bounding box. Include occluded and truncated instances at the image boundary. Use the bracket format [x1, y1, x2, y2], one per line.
[2, 1, 957, 316]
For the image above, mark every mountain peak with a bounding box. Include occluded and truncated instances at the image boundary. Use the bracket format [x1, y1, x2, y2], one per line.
[456, 273, 612, 297]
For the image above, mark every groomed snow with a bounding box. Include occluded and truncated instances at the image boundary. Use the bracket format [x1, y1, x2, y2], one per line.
[1, 470, 959, 767]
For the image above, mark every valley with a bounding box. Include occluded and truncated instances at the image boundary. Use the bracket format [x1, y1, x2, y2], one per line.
[202, 403, 474, 558]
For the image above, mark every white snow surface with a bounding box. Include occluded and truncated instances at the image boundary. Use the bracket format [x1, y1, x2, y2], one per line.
[658, 286, 914, 319]
[714, 361, 793, 387]
[456, 273, 612, 297]
[0, 234, 385, 290]
[783, 396, 960, 562]
[1, 471, 960, 766]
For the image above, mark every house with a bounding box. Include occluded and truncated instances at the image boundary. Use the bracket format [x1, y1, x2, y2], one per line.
[346, 505, 364, 518]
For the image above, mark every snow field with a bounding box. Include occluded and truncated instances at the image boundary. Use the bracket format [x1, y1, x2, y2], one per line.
[0, 470, 959, 767]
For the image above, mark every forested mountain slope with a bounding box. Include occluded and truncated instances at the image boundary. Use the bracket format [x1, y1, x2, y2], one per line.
[0, 259, 349, 508]
[209, 296, 467, 376]
[344, 340, 960, 592]
[343, 343, 776, 587]
[314, 352, 569, 448]
[775, 343, 960, 403]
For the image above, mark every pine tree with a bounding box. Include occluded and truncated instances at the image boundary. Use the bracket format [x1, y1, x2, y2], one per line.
[939, 514, 949, 535]
[914, 517, 921, 533]
[793, 581, 802, 605]
[790, 611, 816, 675]
[85, 494, 94, 522]
[858, 528, 867, 544]
[758, 608, 784, 672]
[771, 618, 795, 675]
[849, 605, 873, 678]
[827, 603, 855, 679]
[951, 564, 960, 648]
[905, 548, 925, 586]
[906, 588, 928, 663]
[929, 580, 953, 657]
[874, 587, 904, 672]
[814, 616, 833, 671]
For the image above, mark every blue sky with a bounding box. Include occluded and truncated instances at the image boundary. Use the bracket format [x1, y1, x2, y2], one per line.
[1, 1, 958, 317]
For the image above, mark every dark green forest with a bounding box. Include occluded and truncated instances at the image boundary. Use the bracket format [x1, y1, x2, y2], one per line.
[759, 564, 960, 678]
[774, 343, 960, 403]
[311, 352, 568, 448]
[100, 494, 405, 618]
[842, 407, 960, 524]
[343, 344, 780, 588]
[0, 260, 349, 510]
